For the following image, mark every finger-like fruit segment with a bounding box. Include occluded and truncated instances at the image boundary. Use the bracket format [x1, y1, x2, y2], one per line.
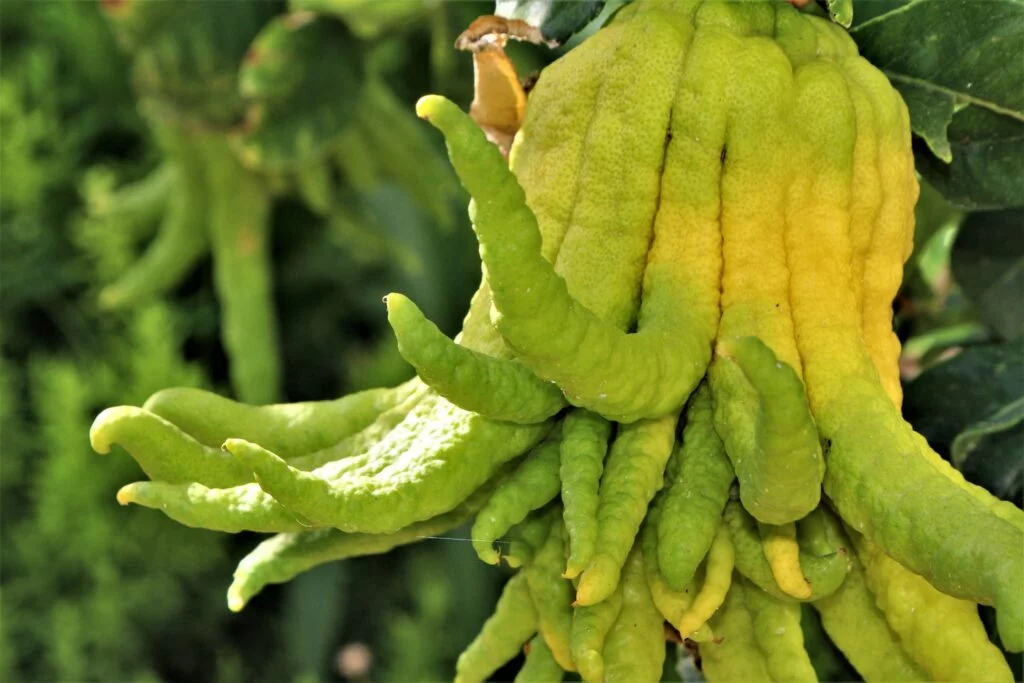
[386, 293, 565, 424]
[417, 94, 708, 424]
[91, 407, 252, 488]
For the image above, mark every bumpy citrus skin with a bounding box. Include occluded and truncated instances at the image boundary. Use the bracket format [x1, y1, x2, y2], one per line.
[226, 477, 501, 610]
[89, 0, 1024, 678]
[716, 337, 824, 526]
[560, 409, 612, 579]
[601, 545, 666, 683]
[570, 579, 623, 683]
[676, 525, 735, 638]
[642, 494, 713, 642]
[386, 293, 565, 424]
[524, 520, 577, 672]
[851, 531, 1013, 681]
[143, 381, 419, 456]
[657, 385, 733, 592]
[575, 412, 678, 606]
[455, 572, 538, 683]
[472, 435, 563, 564]
[515, 635, 564, 683]
[742, 577, 817, 682]
[699, 575, 772, 683]
[780, 54, 1023, 648]
[813, 545, 928, 682]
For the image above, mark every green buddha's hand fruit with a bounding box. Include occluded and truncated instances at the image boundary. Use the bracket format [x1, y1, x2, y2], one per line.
[387, 293, 566, 424]
[601, 545, 666, 683]
[699, 575, 772, 683]
[657, 384, 733, 591]
[455, 572, 538, 683]
[89, 0, 1023, 678]
[851, 530, 1014, 681]
[515, 635, 564, 683]
[676, 525, 735, 639]
[524, 520, 576, 672]
[570, 582, 622, 683]
[91, 406, 253, 488]
[575, 412, 678, 606]
[812, 533, 928, 682]
[724, 501, 850, 604]
[227, 476, 501, 610]
[716, 336, 824, 526]
[560, 409, 612, 579]
[742, 577, 817, 681]
[503, 506, 559, 570]
[220, 399, 551, 534]
[418, 90, 713, 424]
[142, 381, 419, 456]
[472, 434, 563, 564]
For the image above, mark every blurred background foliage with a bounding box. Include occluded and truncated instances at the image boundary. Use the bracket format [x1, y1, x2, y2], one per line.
[0, 1, 1020, 682]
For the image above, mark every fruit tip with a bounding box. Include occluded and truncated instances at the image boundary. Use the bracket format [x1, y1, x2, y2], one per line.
[221, 438, 248, 454]
[89, 409, 117, 454]
[383, 291, 407, 313]
[116, 484, 136, 505]
[415, 95, 440, 120]
[226, 586, 246, 613]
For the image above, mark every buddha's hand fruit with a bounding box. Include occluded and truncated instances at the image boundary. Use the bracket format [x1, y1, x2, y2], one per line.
[91, 1, 1023, 680]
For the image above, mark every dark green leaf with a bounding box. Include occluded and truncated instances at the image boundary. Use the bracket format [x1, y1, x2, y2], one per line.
[894, 81, 954, 162]
[914, 106, 1024, 210]
[852, 0, 1024, 208]
[824, 0, 853, 28]
[851, 0, 907, 27]
[952, 396, 1024, 466]
[951, 209, 1024, 340]
[494, 0, 606, 44]
[902, 323, 992, 371]
[903, 341, 1024, 454]
[283, 564, 346, 679]
[852, 0, 1024, 117]
[953, 398, 1024, 503]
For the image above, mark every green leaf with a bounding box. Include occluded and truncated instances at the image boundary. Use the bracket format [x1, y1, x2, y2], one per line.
[494, 0, 606, 44]
[282, 564, 346, 680]
[952, 397, 1024, 503]
[852, 0, 1024, 208]
[952, 396, 1024, 467]
[894, 81, 954, 162]
[913, 106, 1024, 210]
[903, 341, 1024, 454]
[906, 179, 962, 277]
[851, 0, 907, 27]
[824, 0, 853, 28]
[852, 0, 1024, 118]
[951, 209, 1024, 340]
[901, 323, 991, 370]
[905, 339, 1024, 501]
